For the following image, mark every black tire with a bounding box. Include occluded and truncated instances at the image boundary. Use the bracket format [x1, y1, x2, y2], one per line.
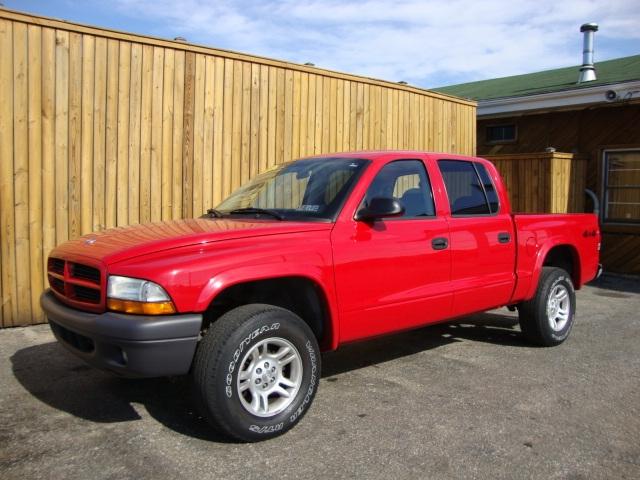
[518, 267, 576, 347]
[192, 304, 321, 442]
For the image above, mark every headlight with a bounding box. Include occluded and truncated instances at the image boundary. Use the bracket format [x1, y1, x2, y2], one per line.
[106, 275, 175, 315]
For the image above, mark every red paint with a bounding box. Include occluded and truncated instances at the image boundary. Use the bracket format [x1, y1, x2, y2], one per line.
[47, 151, 600, 350]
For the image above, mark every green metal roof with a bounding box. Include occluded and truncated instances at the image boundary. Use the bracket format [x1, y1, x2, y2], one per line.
[433, 55, 640, 101]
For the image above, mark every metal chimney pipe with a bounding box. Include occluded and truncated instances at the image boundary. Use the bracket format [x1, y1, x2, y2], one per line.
[578, 22, 598, 83]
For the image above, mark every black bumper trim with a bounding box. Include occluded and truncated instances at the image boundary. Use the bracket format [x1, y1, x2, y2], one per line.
[41, 290, 202, 378]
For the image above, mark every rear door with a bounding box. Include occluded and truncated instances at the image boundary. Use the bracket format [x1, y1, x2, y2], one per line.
[331, 158, 452, 342]
[437, 159, 516, 315]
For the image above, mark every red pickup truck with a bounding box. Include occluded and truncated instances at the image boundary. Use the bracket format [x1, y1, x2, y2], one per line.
[41, 151, 601, 441]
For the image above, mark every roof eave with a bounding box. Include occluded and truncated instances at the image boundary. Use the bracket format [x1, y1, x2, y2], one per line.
[477, 80, 640, 118]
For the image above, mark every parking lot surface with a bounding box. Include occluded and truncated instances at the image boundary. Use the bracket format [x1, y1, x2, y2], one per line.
[1, 275, 639, 480]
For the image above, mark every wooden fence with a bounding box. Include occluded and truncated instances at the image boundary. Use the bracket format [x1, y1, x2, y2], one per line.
[0, 9, 475, 327]
[485, 152, 587, 214]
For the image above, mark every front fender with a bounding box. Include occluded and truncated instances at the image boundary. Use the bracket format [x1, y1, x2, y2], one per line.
[195, 263, 341, 350]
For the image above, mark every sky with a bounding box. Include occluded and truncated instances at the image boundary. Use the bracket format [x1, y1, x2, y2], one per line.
[6, 0, 640, 88]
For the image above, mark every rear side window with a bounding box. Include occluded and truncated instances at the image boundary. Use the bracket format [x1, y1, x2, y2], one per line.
[438, 160, 498, 215]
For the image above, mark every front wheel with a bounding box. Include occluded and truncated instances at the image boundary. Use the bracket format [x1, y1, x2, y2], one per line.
[518, 267, 576, 347]
[192, 304, 320, 442]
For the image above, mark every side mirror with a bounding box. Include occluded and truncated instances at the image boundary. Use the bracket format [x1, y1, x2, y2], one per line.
[355, 197, 405, 222]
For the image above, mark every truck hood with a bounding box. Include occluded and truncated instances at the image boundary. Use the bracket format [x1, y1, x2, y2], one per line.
[51, 218, 332, 265]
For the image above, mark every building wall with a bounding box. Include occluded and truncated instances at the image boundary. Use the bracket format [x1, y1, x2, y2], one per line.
[477, 103, 640, 274]
[0, 10, 476, 327]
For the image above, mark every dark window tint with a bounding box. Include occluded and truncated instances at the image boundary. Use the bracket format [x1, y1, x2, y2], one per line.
[438, 160, 490, 215]
[486, 124, 516, 143]
[362, 160, 435, 218]
[475, 163, 499, 213]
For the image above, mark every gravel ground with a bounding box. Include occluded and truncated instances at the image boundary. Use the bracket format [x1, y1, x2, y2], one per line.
[1, 275, 639, 480]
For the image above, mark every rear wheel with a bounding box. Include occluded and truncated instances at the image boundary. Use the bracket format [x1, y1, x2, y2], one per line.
[518, 267, 576, 346]
[192, 304, 320, 442]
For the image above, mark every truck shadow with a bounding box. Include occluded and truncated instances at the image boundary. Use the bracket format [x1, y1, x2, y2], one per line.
[10, 311, 522, 442]
[588, 274, 640, 295]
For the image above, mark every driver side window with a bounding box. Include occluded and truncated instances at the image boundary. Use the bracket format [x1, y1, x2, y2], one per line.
[362, 160, 435, 218]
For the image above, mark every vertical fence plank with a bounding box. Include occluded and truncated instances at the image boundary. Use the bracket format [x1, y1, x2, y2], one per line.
[150, 47, 164, 222]
[104, 39, 119, 229]
[283, 69, 293, 162]
[314, 76, 323, 154]
[161, 48, 175, 220]
[306, 74, 316, 156]
[54, 30, 69, 245]
[291, 70, 301, 159]
[128, 43, 142, 224]
[41, 27, 56, 293]
[298, 73, 308, 157]
[322, 76, 331, 152]
[275, 67, 285, 164]
[92, 37, 107, 232]
[221, 58, 233, 198]
[139, 45, 153, 224]
[28, 25, 43, 323]
[13, 22, 31, 324]
[192, 54, 206, 216]
[171, 50, 184, 219]
[202, 55, 215, 210]
[116, 41, 130, 226]
[240, 61, 252, 184]
[250, 63, 260, 177]
[67, 32, 82, 239]
[231, 60, 243, 188]
[211, 57, 224, 206]
[0, 19, 17, 326]
[80, 34, 95, 235]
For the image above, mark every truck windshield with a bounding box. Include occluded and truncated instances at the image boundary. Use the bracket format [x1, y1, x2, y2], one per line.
[214, 157, 369, 221]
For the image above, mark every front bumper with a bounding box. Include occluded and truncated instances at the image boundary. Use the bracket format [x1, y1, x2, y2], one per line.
[41, 290, 202, 378]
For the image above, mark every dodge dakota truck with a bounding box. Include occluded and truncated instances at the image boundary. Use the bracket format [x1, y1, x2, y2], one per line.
[41, 151, 601, 441]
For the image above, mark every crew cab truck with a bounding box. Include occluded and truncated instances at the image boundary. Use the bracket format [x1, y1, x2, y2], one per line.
[41, 151, 601, 441]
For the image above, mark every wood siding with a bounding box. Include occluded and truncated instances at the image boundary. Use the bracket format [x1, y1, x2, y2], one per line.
[0, 10, 475, 327]
[485, 152, 586, 214]
[478, 103, 640, 274]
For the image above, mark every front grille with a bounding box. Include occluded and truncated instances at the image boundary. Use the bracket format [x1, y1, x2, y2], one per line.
[47, 257, 103, 308]
[50, 320, 95, 353]
[71, 285, 101, 303]
[71, 263, 100, 284]
[48, 257, 65, 275]
[49, 276, 65, 294]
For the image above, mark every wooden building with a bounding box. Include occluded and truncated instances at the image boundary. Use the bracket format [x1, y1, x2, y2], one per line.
[437, 54, 640, 274]
[0, 9, 476, 327]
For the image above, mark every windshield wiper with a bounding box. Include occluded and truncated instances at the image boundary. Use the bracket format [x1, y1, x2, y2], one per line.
[206, 208, 226, 218]
[228, 207, 285, 220]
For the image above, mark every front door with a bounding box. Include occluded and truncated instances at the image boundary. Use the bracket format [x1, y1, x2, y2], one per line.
[331, 159, 452, 342]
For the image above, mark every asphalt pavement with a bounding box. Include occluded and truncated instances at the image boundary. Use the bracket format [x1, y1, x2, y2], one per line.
[1, 274, 638, 479]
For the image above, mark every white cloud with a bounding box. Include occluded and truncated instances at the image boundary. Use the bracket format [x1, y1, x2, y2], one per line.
[114, 0, 640, 87]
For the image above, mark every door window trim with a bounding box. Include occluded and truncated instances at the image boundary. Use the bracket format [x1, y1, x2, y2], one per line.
[437, 159, 500, 218]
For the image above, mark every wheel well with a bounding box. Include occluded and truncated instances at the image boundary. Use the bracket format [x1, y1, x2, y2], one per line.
[542, 245, 580, 286]
[204, 277, 332, 349]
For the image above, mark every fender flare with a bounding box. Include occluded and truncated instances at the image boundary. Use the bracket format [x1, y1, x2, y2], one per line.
[195, 263, 340, 350]
[525, 238, 580, 300]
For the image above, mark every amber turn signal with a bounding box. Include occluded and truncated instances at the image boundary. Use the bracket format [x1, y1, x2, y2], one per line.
[107, 298, 176, 315]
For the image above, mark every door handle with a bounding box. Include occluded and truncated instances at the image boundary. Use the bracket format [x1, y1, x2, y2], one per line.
[431, 237, 448, 250]
[498, 232, 511, 243]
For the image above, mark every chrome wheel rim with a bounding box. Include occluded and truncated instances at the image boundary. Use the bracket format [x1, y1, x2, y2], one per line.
[237, 337, 303, 418]
[547, 285, 570, 331]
